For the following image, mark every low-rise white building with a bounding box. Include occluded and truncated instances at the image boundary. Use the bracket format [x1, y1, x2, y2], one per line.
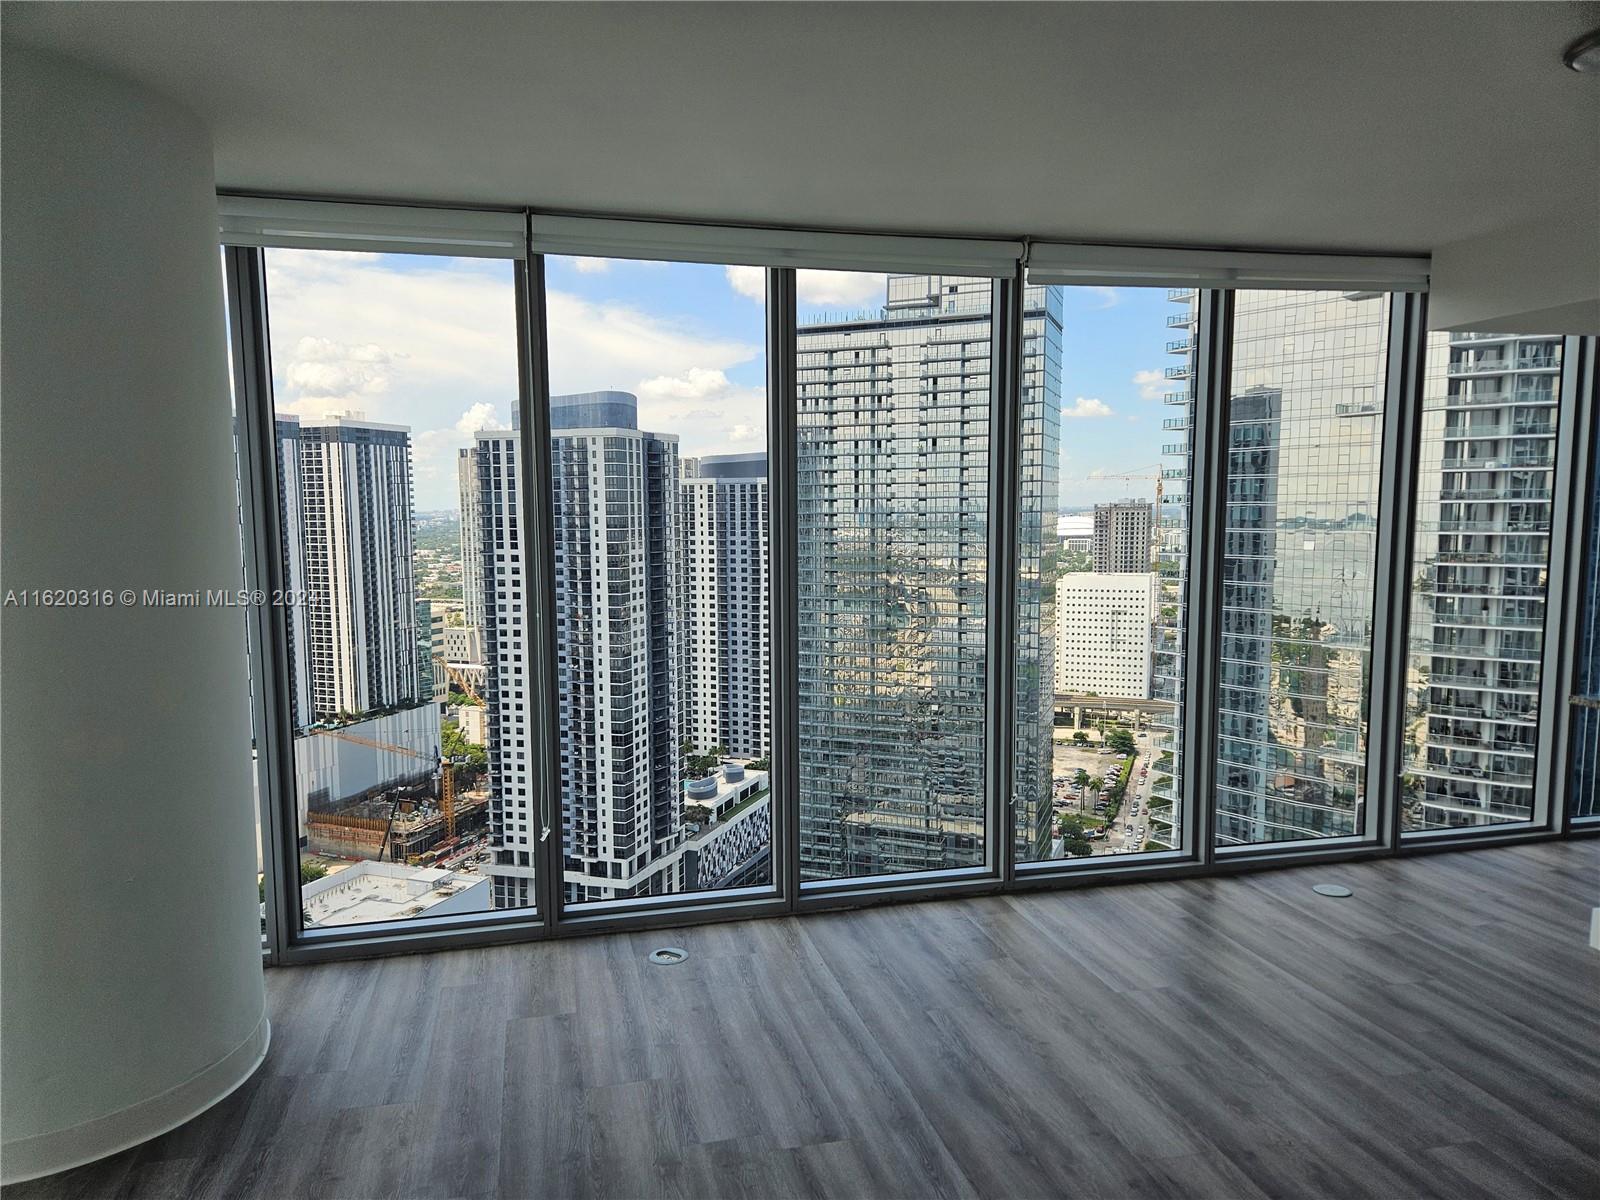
[301, 860, 491, 928]
[453, 703, 487, 746]
[1054, 572, 1155, 699]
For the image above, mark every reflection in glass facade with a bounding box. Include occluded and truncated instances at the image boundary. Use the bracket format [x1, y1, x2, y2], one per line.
[1215, 291, 1389, 846]
[1015, 284, 1063, 863]
[1402, 334, 1564, 831]
[796, 275, 1061, 880]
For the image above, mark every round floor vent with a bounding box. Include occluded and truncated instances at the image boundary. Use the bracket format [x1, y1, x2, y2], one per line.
[648, 946, 688, 965]
[1312, 883, 1354, 898]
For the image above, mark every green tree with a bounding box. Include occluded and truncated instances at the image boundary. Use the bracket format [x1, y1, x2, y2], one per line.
[1071, 731, 1090, 746]
[300, 860, 327, 885]
[1057, 814, 1094, 857]
[441, 722, 488, 774]
[682, 742, 720, 780]
[1106, 727, 1137, 755]
[1072, 769, 1092, 791]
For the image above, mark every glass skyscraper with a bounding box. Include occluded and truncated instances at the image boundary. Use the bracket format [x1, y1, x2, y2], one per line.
[796, 275, 1062, 879]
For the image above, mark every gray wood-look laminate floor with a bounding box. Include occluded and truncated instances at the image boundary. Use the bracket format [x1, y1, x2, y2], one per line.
[9, 840, 1598, 1200]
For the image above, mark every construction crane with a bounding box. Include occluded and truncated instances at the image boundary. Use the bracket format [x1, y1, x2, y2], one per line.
[1059, 464, 1168, 568]
[443, 662, 484, 706]
[311, 726, 459, 848]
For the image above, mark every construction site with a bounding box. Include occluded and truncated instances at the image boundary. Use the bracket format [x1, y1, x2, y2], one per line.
[299, 668, 493, 871]
[305, 775, 491, 866]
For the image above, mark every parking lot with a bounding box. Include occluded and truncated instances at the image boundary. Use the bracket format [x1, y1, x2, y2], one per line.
[1048, 733, 1157, 858]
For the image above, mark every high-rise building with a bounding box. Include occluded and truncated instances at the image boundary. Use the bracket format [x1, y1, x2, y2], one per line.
[1092, 500, 1152, 573]
[273, 416, 312, 730]
[796, 275, 1062, 878]
[1149, 291, 1196, 851]
[681, 451, 770, 759]
[1054, 573, 1155, 699]
[1403, 332, 1563, 830]
[282, 414, 419, 723]
[472, 426, 537, 909]
[548, 392, 683, 902]
[458, 446, 486, 638]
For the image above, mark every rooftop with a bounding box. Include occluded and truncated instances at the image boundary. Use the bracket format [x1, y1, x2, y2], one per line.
[302, 860, 490, 928]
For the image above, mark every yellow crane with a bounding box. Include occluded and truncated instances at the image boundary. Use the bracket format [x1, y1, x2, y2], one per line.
[311, 726, 458, 846]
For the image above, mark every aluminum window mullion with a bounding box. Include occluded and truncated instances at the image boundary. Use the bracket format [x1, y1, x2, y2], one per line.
[520, 252, 563, 929]
[767, 268, 801, 909]
[224, 245, 298, 963]
[988, 270, 1024, 882]
[1370, 292, 1428, 851]
[1544, 336, 1597, 834]
[1185, 289, 1232, 865]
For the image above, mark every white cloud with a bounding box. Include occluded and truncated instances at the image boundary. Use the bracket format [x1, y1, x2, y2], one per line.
[454, 402, 500, 436]
[260, 250, 768, 505]
[1086, 286, 1121, 309]
[632, 367, 766, 454]
[636, 366, 734, 400]
[1063, 396, 1114, 419]
[725, 265, 888, 308]
[571, 256, 611, 274]
[278, 336, 404, 417]
[797, 270, 887, 306]
[1133, 368, 1167, 400]
[725, 265, 766, 303]
[263, 250, 520, 507]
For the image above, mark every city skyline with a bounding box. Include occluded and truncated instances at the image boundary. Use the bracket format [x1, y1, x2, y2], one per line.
[262, 249, 1568, 924]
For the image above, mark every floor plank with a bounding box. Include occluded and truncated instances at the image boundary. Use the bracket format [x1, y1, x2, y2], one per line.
[6, 840, 1596, 1200]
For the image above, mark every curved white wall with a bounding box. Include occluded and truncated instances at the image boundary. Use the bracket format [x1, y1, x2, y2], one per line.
[1, 47, 269, 1182]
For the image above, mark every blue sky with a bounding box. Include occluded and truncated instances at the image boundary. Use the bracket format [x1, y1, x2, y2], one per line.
[264, 249, 1174, 511]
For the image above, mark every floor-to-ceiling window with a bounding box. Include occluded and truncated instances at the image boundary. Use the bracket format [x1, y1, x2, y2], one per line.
[795, 272, 996, 883]
[1214, 290, 1389, 847]
[224, 199, 1596, 962]
[1014, 284, 1193, 864]
[1401, 333, 1565, 834]
[255, 247, 527, 927]
[543, 256, 773, 907]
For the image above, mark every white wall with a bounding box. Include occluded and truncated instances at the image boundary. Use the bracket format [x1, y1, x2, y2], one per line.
[1429, 203, 1600, 335]
[1, 48, 268, 1181]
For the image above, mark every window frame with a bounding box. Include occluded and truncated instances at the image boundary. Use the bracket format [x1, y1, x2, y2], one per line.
[223, 196, 1598, 967]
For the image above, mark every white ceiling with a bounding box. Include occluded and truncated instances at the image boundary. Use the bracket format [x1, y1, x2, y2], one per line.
[4, 1, 1598, 255]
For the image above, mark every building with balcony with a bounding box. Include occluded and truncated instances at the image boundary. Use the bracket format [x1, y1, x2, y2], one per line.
[1403, 333, 1564, 830]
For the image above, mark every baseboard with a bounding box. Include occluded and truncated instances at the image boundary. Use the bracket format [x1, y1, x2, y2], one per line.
[0, 1008, 270, 1184]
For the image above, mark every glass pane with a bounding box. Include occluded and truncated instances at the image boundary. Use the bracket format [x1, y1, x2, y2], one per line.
[545, 256, 770, 905]
[797, 272, 992, 882]
[1402, 332, 1564, 832]
[261, 248, 522, 926]
[1572, 394, 1600, 823]
[1215, 290, 1390, 846]
[1016, 285, 1192, 863]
